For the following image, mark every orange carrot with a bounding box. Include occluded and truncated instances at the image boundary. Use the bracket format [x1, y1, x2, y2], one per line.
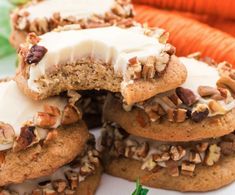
[165, 11, 235, 37]
[133, 0, 235, 20]
[134, 4, 235, 67]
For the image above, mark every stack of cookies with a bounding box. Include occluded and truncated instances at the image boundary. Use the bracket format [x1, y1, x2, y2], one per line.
[101, 54, 235, 192]
[1, 0, 235, 194]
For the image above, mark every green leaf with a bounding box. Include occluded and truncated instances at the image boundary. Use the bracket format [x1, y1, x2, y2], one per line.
[132, 179, 149, 195]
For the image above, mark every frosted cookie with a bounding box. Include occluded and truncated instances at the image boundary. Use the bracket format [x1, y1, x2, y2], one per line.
[101, 123, 235, 192]
[103, 57, 235, 141]
[10, 0, 134, 48]
[1, 135, 102, 194]
[0, 80, 91, 186]
[16, 26, 187, 104]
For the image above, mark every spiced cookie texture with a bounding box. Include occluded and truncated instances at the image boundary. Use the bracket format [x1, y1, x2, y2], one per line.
[16, 25, 186, 104]
[10, 0, 135, 48]
[104, 57, 235, 141]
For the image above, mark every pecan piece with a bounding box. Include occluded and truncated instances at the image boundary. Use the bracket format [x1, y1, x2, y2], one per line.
[208, 100, 226, 115]
[13, 126, 39, 152]
[176, 87, 198, 106]
[80, 162, 95, 176]
[136, 142, 149, 158]
[196, 142, 209, 152]
[217, 76, 235, 94]
[52, 179, 67, 193]
[188, 151, 202, 164]
[166, 160, 179, 177]
[26, 45, 48, 64]
[170, 146, 186, 161]
[153, 152, 170, 162]
[204, 144, 221, 166]
[34, 112, 57, 128]
[191, 104, 209, 122]
[141, 156, 157, 171]
[61, 105, 82, 125]
[198, 86, 223, 100]
[181, 161, 196, 176]
[65, 170, 78, 190]
[0, 122, 15, 144]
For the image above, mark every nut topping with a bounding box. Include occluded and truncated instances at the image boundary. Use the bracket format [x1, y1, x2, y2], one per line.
[0, 122, 15, 144]
[26, 45, 48, 64]
[198, 86, 223, 100]
[65, 170, 78, 190]
[208, 100, 226, 115]
[61, 105, 82, 125]
[204, 144, 221, 166]
[80, 162, 95, 176]
[191, 104, 209, 122]
[141, 156, 157, 171]
[34, 112, 57, 128]
[153, 152, 170, 162]
[188, 151, 202, 164]
[13, 125, 39, 152]
[136, 142, 149, 158]
[52, 179, 67, 193]
[196, 142, 209, 152]
[176, 87, 198, 106]
[170, 146, 186, 161]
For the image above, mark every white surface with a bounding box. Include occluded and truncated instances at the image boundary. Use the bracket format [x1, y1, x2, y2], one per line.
[20, 0, 115, 21]
[0, 56, 235, 194]
[27, 26, 165, 92]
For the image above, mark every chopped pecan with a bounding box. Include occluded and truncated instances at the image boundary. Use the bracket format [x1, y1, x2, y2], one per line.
[26, 32, 41, 45]
[65, 170, 78, 190]
[43, 105, 60, 116]
[166, 160, 179, 177]
[42, 189, 56, 195]
[88, 150, 100, 167]
[153, 152, 170, 162]
[34, 112, 57, 128]
[181, 161, 196, 174]
[136, 111, 149, 128]
[188, 151, 202, 164]
[136, 142, 149, 158]
[26, 45, 48, 64]
[0, 122, 15, 144]
[170, 146, 186, 161]
[128, 57, 142, 79]
[141, 156, 157, 171]
[176, 87, 198, 106]
[124, 146, 135, 158]
[204, 144, 221, 166]
[142, 56, 156, 79]
[191, 104, 209, 122]
[80, 162, 95, 176]
[13, 126, 39, 152]
[198, 86, 223, 100]
[167, 108, 187, 123]
[208, 100, 226, 115]
[61, 105, 82, 125]
[217, 76, 235, 94]
[52, 179, 67, 193]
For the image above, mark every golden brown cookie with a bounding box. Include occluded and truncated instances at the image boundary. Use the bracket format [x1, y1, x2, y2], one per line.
[103, 94, 235, 141]
[0, 122, 89, 186]
[10, 0, 134, 49]
[105, 155, 235, 192]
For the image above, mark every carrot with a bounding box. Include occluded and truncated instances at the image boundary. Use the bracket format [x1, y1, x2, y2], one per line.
[133, 0, 235, 20]
[167, 11, 235, 37]
[134, 4, 235, 67]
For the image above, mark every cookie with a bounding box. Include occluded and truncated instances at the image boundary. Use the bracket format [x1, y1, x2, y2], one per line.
[1, 135, 102, 194]
[15, 26, 186, 104]
[0, 122, 89, 186]
[101, 124, 235, 192]
[103, 94, 235, 141]
[10, 0, 134, 48]
[105, 156, 235, 192]
[103, 57, 235, 141]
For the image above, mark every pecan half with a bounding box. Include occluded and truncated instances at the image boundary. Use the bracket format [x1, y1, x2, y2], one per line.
[26, 45, 48, 64]
[217, 76, 235, 94]
[176, 87, 198, 106]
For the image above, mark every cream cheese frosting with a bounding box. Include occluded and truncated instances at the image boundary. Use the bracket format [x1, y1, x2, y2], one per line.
[20, 0, 115, 21]
[28, 26, 166, 92]
[0, 80, 66, 151]
[180, 57, 235, 114]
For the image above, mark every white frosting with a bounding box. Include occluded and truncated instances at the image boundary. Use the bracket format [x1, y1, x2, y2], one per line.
[21, 0, 115, 21]
[0, 81, 66, 151]
[28, 26, 165, 92]
[180, 57, 220, 95]
[180, 57, 235, 113]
